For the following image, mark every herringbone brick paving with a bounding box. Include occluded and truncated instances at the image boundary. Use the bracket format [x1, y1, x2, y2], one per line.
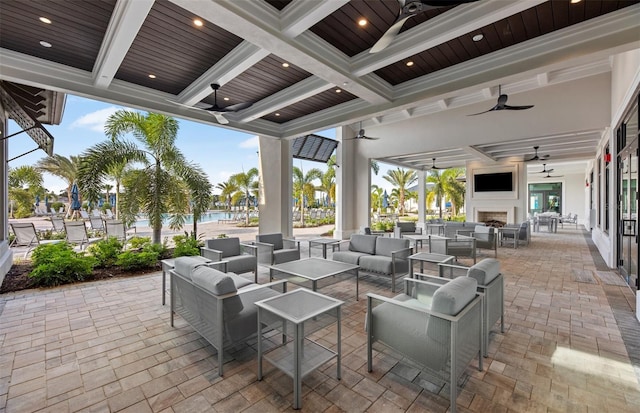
[1, 228, 639, 412]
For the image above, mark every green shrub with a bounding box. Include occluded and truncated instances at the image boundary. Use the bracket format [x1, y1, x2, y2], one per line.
[116, 250, 159, 270]
[29, 243, 96, 287]
[89, 237, 124, 267]
[172, 232, 202, 257]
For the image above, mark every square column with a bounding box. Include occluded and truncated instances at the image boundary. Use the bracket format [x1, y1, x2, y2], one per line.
[258, 137, 293, 237]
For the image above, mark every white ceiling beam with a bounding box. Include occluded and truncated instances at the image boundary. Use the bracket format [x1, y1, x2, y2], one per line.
[351, 0, 547, 77]
[238, 77, 333, 122]
[168, 0, 391, 105]
[463, 146, 497, 163]
[93, 0, 154, 88]
[280, 0, 349, 37]
[177, 42, 269, 105]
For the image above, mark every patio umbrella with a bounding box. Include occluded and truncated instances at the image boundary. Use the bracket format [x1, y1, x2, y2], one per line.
[70, 183, 81, 211]
[382, 190, 389, 209]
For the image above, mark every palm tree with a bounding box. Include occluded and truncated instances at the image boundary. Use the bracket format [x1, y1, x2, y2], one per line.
[382, 168, 417, 216]
[36, 154, 82, 216]
[216, 180, 238, 211]
[8, 166, 44, 218]
[78, 110, 212, 243]
[293, 166, 322, 226]
[229, 168, 259, 225]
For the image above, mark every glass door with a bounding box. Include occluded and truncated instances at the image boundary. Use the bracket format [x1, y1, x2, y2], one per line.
[618, 143, 638, 288]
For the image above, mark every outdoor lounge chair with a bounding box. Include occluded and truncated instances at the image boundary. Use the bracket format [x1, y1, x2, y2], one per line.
[255, 233, 301, 266]
[64, 221, 102, 250]
[9, 222, 64, 258]
[367, 276, 483, 413]
[201, 237, 258, 283]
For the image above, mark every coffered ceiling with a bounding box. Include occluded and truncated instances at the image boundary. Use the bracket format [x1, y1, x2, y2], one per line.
[0, 0, 638, 173]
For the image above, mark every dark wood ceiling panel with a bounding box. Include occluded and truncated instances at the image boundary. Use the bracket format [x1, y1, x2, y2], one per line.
[374, 0, 638, 86]
[201, 55, 311, 107]
[115, 0, 243, 95]
[309, 0, 450, 57]
[0, 0, 116, 71]
[261, 89, 357, 123]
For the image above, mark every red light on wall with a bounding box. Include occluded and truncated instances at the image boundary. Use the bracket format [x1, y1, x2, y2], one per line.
[604, 153, 612, 163]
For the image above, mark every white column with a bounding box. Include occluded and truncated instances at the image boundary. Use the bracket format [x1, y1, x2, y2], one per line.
[417, 170, 426, 232]
[335, 126, 370, 239]
[258, 136, 293, 237]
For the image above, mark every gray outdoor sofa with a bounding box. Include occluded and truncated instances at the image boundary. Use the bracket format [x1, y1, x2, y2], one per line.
[170, 256, 286, 376]
[332, 234, 411, 292]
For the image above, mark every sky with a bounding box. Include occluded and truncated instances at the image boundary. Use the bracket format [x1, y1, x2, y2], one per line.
[7, 95, 394, 196]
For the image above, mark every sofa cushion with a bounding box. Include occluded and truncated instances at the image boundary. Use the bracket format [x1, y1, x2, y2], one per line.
[206, 237, 240, 257]
[349, 234, 377, 255]
[173, 256, 210, 281]
[467, 258, 500, 285]
[375, 237, 409, 257]
[431, 276, 477, 316]
[257, 233, 283, 250]
[332, 251, 369, 265]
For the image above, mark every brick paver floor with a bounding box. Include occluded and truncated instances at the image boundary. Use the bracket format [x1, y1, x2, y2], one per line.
[1, 227, 639, 412]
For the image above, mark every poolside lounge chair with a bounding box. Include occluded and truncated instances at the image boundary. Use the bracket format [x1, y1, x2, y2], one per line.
[9, 222, 64, 258]
[64, 221, 102, 250]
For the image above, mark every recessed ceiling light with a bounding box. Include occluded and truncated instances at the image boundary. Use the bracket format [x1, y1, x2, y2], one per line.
[275, 113, 280, 116]
[282, 62, 289, 68]
[39, 17, 52, 24]
[148, 74, 156, 79]
[472, 34, 484, 42]
[406, 61, 414, 67]
[335, 89, 342, 93]
[39, 41, 52, 48]
[223, 97, 230, 101]
[358, 18, 367, 27]
[193, 19, 203, 27]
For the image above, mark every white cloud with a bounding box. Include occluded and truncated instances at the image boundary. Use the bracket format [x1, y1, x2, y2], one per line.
[239, 135, 259, 149]
[69, 107, 119, 132]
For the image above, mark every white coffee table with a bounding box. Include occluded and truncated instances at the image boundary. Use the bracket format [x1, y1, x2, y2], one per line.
[269, 258, 360, 300]
[256, 289, 343, 410]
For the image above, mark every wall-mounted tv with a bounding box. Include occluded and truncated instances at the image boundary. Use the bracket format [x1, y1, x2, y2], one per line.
[473, 172, 513, 192]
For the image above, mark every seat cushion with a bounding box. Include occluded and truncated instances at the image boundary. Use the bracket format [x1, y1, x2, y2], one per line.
[173, 256, 211, 281]
[375, 237, 409, 257]
[272, 248, 300, 264]
[349, 234, 377, 254]
[467, 258, 500, 285]
[332, 251, 369, 265]
[226, 255, 257, 275]
[257, 233, 283, 250]
[206, 237, 241, 257]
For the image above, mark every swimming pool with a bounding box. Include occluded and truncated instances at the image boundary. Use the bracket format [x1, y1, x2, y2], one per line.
[135, 210, 236, 227]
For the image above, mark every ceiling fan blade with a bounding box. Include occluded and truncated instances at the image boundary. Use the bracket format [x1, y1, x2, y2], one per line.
[467, 105, 499, 116]
[370, 14, 413, 53]
[212, 113, 229, 124]
[504, 104, 534, 110]
[224, 101, 253, 112]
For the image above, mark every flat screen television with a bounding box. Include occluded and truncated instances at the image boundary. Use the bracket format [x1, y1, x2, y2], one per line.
[473, 172, 513, 192]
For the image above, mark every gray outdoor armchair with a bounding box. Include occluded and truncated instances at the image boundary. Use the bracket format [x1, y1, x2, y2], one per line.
[255, 233, 301, 266]
[201, 237, 258, 283]
[367, 276, 483, 413]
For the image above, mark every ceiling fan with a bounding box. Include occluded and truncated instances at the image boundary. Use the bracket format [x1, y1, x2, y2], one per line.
[430, 158, 443, 170]
[344, 121, 380, 140]
[168, 83, 253, 125]
[525, 146, 550, 162]
[536, 163, 554, 173]
[467, 85, 534, 116]
[370, 0, 481, 53]
[543, 171, 563, 178]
